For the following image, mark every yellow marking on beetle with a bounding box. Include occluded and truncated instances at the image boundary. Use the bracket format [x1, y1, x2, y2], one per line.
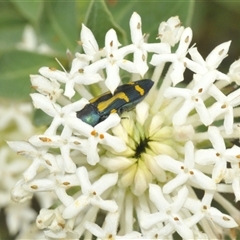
[97, 92, 130, 112]
[110, 109, 117, 113]
[128, 82, 135, 85]
[89, 91, 111, 104]
[135, 85, 145, 96]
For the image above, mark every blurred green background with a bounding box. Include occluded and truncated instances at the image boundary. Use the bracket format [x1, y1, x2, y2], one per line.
[1, 0, 240, 100]
[1, 1, 240, 239]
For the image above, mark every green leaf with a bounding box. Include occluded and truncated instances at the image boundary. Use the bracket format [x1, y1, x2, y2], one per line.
[76, 1, 91, 25]
[33, 109, 52, 127]
[10, 0, 44, 25]
[84, 0, 127, 47]
[39, 1, 79, 54]
[0, 50, 59, 99]
[0, 2, 26, 52]
[191, 1, 240, 69]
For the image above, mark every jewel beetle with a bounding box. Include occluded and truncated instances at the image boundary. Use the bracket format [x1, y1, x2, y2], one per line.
[76, 79, 154, 126]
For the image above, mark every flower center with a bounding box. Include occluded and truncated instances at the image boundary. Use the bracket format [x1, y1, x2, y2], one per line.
[134, 137, 149, 159]
[101, 105, 178, 196]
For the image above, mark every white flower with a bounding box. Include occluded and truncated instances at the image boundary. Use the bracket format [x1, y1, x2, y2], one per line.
[37, 207, 80, 239]
[16, 25, 53, 54]
[188, 41, 231, 80]
[30, 93, 88, 135]
[66, 113, 126, 165]
[8, 13, 240, 240]
[129, 12, 170, 77]
[5, 202, 37, 236]
[195, 126, 240, 184]
[7, 141, 59, 181]
[184, 191, 238, 229]
[30, 74, 63, 102]
[80, 24, 103, 61]
[62, 167, 118, 219]
[164, 71, 216, 126]
[228, 59, 240, 84]
[39, 59, 103, 99]
[0, 103, 34, 135]
[0, 101, 43, 238]
[150, 27, 193, 85]
[29, 126, 87, 173]
[156, 141, 216, 193]
[0, 147, 30, 205]
[208, 85, 240, 134]
[14, 163, 78, 206]
[140, 185, 194, 239]
[84, 28, 137, 94]
[11, 179, 33, 203]
[224, 164, 240, 201]
[85, 212, 141, 239]
[157, 16, 184, 46]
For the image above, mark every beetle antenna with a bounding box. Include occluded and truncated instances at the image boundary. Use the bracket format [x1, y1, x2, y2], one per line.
[55, 57, 68, 74]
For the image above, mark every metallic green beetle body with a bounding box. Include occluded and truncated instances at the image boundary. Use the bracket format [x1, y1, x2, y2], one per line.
[76, 79, 154, 126]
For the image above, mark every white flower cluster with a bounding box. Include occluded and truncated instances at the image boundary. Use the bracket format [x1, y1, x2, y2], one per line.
[0, 102, 44, 238]
[8, 12, 240, 239]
